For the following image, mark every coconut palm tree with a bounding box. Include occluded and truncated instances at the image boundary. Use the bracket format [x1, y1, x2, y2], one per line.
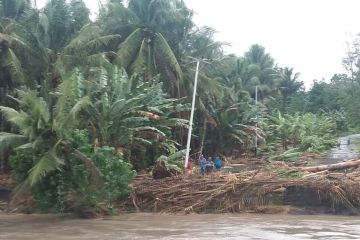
[181, 26, 223, 61]
[0, 5, 48, 171]
[243, 44, 280, 100]
[99, 0, 193, 98]
[201, 102, 262, 156]
[42, 0, 90, 52]
[0, 15, 50, 88]
[211, 45, 279, 104]
[29, 1, 122, 92]
[0, 81, 99, 189]
[278, 67, 303, 112]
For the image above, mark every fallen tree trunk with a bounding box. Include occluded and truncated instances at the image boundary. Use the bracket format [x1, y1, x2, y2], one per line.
[299, 159, 360, 173]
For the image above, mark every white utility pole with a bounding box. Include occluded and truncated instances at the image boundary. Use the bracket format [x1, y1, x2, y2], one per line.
[184, 60, 200, 168]
[255, 85, 258, 156]
[183, 56, 225, 168]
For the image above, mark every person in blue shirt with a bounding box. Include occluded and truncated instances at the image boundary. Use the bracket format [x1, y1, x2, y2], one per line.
[214, 156, 222, 174]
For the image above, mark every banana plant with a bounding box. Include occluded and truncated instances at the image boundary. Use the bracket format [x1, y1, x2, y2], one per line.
[66, 65, 189, 168]
[264, 111, 337, 161]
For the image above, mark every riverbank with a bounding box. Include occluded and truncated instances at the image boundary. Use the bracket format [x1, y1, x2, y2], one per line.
[3, 163, 360, 217]
[2, 135, 360, 217]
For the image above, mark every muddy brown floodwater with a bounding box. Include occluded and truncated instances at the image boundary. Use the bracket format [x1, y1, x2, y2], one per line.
[1, 213, 360, 240]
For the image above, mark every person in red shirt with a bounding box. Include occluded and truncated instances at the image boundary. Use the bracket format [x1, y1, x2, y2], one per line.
[187, 159, 193, 169]
[186, 158, 193, 175]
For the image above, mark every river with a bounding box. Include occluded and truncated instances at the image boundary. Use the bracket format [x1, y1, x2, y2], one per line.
[1, 213, 360, 240]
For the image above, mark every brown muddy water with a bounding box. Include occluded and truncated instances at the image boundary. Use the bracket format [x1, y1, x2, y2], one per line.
[0, 213, 360, 240]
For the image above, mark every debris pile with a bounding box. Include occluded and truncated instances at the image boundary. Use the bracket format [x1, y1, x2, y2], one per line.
[129, 161, 360, 214]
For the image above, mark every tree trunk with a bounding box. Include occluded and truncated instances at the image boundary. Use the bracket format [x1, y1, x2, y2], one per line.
[299, 159, 360, 173]
[199, 118, 207, 155]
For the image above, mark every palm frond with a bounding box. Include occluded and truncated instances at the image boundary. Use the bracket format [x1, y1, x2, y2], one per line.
[197, 72, 224, 99]
[85, 53, 113, 69]
[38, 12, 49, 35]
[1, 48, 25, 85]
[120, 116, 150, 125]
[69, 96, 91, 121]
[132, 137, 152, 145]
[129, 38, 149, 75]
[160, 118, 189, 128]
[154, 32, 182, 81]
[63, 24, 101, 52]
[116, 28, 144, 69]
[0, 31, 28, 50]
[168, 149, 186, 162]
[0, 132, 27, 155]
[84, 34, 121, 52]
[28, 148, 65, 186]
[133, 126, 166, 136]
[0, 106, 27, 128]
[17, 90, 50, 130]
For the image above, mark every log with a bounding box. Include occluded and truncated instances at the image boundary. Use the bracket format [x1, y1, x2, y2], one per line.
[299, 159, 360, 173]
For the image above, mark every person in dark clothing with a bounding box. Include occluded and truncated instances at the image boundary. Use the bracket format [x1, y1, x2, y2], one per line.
[198, 155, 207, 175]
[204, 157, 213, 175]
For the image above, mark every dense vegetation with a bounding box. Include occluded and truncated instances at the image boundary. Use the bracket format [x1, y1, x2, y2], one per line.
[0, 0, 358, 214]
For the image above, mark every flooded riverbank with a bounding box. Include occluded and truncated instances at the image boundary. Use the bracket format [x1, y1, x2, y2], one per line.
[0, 213, 360, 239]
[1, 136, 360, 240]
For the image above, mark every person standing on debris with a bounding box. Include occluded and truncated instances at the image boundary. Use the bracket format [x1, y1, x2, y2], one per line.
[187, 158, 193, 170]
[205, 157, 213, 175]
[198, 154, 207, 175]
[186, 158, 193, 175]
[214, 156, 222, 174]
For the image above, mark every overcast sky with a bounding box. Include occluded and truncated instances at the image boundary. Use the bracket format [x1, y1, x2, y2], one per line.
[36, 0, 360, 88]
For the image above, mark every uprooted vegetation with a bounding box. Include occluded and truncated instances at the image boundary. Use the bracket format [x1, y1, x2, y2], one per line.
[128, 162, 360, 215]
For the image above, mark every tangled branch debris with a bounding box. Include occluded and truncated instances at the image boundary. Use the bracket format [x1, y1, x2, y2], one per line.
[129, 162, 360, 214]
